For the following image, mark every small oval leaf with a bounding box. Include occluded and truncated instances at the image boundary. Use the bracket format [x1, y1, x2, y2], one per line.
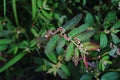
[85, 12, 94, 26]
[100, 33, 108, 49]
[111, 33, 120, 44]
[77, 30, 95, 41]
[101, 72, 119, 80]
[65, 42, 74, 61]
[63, 13, 82, 31]
[83, 42, 100, 51]
[61, 64, 70, 76]
[80, 73, 93, 80]
[56, 37, 66, 54]
[45, 34, 60, 54]
[68, 23, 89, 38]
[46, 52, 57, 63]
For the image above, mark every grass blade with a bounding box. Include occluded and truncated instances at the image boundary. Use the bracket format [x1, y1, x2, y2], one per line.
[0, 52, 27, 73]
[3, 0, 6, 18]
[31, 0, 37, 20]
[12, 0, 19, 26]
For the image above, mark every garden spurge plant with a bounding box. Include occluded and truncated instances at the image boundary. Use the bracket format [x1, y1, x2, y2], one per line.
[42, 11, 120, 79]
[44, 26, 101, 78]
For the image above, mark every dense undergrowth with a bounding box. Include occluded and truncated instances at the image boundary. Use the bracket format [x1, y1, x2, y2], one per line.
[0, 0, 120, 80]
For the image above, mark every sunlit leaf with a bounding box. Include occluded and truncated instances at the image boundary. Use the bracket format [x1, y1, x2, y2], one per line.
[102, 55, 109, 60]
[83, 42, 100, 51]
[74, 48, 79, 66]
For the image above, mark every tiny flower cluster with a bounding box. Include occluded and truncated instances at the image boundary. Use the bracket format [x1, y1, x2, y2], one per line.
[45, 27, 65, 39]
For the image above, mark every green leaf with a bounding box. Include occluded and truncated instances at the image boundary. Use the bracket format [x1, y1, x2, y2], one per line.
[99, 60, 102, 70]
[57, 69, 67, 79]
[83, 42, 100, 51]
[102, 56, 109, 60]
[105, 61, 112, 64]
[35, 66, 44, 72]
[101, 72, 119, 80]
[46, 52, 57, 63]
[65, 42, 74, 61]
[12, 0, 19, 26]
[109, 46, 118, 57]
[112, 20, 120, 29]
[0, 52, 27, 73]
[56, 37, 66, 54]
[3, 0, 6, 18]
[100, 33, 108, 49]
[80, 73, 93, 80]
[0, 30, 12, 37]
[45, 34, 60, 54]
[42, 10, 52, 20]
[30, 40, 37, 48]
[68, 23, 89, 38]
[31, 0, 37, 20]
[38, 13, 50, 22]
[74, 48, 79, 66]
[43, 59, 53, 67]
[45, 34, 59, 63]
[0, 56, 6, 61]
[37, 0, 43, 7]
[85, 12, 94, 26]
[63, 13, 82, 31]
[104, 11, 116, 29]
[0, 39, 12, 45]
[111, 33, 120, 44]
[0, 45, 7, 51]
[77, 30, 95, 41]
[102, 62, 105, 71]
[31, 28, 39, 37]
[111, 0, 119, 3]
[83, 0, 87, 6]
[61, 64, 70, 76]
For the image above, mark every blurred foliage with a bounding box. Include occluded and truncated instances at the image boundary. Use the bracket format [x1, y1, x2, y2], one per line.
[0, 0, 120, 80]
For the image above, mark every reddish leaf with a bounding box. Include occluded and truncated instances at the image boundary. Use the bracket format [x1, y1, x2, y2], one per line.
[83, 42, 100, 51]
[83, 55, 88, 69]
[74, 48, 79, 66]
